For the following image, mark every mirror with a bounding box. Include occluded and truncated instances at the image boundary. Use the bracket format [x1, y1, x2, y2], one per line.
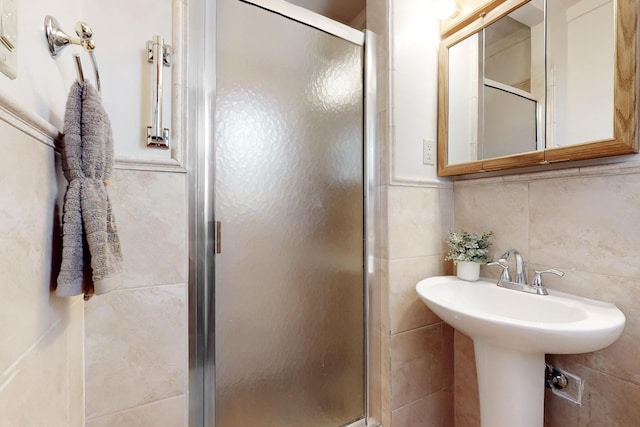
[437, 0, 638, 176]
[547, 0, 613, 148]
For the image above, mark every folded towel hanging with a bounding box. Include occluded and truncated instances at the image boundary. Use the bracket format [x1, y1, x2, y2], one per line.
[56, 81, 122, 299]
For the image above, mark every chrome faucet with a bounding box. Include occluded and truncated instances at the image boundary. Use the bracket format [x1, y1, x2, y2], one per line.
[488, 249, 527, 284]
[488, 249, 564, 295]
[502, 249, 527, 284]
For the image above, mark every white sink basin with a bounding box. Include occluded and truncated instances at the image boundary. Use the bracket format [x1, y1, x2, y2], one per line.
[415, 276, 625, 427]
[415, 276, 625, 354]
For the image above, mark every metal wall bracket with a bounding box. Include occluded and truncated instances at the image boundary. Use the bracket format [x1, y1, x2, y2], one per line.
[147, 39, 172, 66]
[146, 35, 172, 149]
[44, 15, 101, 91]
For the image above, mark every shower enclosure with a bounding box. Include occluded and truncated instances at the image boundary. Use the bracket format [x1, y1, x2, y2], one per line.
[189, 0, 377, 426]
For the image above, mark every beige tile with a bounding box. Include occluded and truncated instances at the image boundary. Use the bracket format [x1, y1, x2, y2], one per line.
[390, 323, 452, 410]
[580, 363, 640, 426]
[381, 258, 390, 333]
[379, 110, 389, 186]
[442, 324, 454, 381]
[380, 184, 389, 260]
[84, 284, 187, 418]
[535, 269, 640, 386]
[529, 174, 640, 277]
[369, 329, 383, 423]
[0, 121, 74, 374]
[68, 299, 85, 427]
[108, 169, 187, 288]
[372, 257, 384, 335]
[388, 255, 447, 334]
[86, 395, 186, 427]
[388, 186, 453, 260]
[381, 331, 392, 427]
[391, 389, 454, 427]
[454, 331, 480, 427]
[368, 258, 383, 423]
[544, 358, 640, 427]
[454, 181, 529, 264]
[543, 356, 580, 427]
[0, 314, 80, 427]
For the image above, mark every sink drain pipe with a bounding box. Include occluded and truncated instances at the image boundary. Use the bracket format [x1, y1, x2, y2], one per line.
[545, 363, 568, 389]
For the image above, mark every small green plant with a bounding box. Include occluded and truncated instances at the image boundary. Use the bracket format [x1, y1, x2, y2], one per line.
[445, 230, 493, 264]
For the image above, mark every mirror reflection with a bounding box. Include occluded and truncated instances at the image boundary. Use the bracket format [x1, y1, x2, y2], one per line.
[443, 0, 619, 172]
[447, 1, 544, 163]
[547, 0, 614, 148]
[483, 3, 544, 158]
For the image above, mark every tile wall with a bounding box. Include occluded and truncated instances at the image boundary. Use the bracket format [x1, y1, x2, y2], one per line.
[367, 0, 387, 423]
[0, 0, 187, 424]
[381, 185, 455, 427]
[369, 0, 457, 425]
[83, 169, 187, 426]
[453, 164, 640, 426]
[0, 119, 84, 426]
[0, 117, 188, 427]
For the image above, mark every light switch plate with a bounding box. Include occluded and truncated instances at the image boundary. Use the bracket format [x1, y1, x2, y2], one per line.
[0, 0, 17, 79]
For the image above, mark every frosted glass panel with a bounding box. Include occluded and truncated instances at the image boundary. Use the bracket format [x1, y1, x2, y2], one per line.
[214, 1, 364, 426]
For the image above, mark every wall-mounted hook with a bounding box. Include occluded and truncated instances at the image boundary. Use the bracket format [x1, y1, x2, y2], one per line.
[44, 15, 101, 92]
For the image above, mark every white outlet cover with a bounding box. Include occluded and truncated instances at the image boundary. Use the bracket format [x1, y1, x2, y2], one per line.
[423, 138, 435, 165]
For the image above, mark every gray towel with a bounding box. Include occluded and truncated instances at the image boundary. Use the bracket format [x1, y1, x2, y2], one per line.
[56, 81, 123, 298]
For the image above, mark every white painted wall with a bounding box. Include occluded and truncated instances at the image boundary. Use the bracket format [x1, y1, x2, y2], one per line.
[0, 0, 176, 164]
[448, 33, 478, 165]
[83, 0, 175, 163]
[0, 1, 187, 425]
[447, 34, 479, 164]
[549, 0, 614, 147]
[566, 0, 614, 145]
[389, 0, 444, 185]
[0, 0, 81, 128]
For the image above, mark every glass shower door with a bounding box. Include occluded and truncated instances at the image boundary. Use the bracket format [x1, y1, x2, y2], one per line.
[213, 0, 365, 426]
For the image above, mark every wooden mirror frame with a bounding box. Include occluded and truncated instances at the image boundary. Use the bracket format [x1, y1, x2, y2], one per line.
[437, 0, 639, 177]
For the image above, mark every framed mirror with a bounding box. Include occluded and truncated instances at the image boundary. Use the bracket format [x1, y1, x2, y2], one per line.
[437, 0, 638, 176]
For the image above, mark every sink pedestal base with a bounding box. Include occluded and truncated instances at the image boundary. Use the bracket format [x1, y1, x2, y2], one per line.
[474, 340, 545, 427]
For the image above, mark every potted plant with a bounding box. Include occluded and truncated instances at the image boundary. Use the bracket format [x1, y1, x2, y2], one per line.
[445, 230, 493, 281]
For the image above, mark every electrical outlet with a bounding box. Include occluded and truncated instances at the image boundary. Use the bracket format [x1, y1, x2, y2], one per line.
[423, 139, 435, 165]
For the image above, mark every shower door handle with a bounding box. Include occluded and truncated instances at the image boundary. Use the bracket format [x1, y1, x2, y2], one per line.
[215, 221, 222, 254]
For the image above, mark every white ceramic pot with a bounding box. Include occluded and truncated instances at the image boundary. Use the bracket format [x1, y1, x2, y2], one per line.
[456, 261, 480, 281]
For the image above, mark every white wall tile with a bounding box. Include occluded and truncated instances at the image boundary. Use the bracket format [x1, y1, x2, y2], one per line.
[390, 324, 453, 410]
[387, 186, 453, 260]
[529, 174, 640, 277]
[0, 301, 83, 427]
[0, 120, 71, 373]
[84, 284, 186, 419]
[86, 395, 186, 427]
[108, 169, 187, 289]
[388, 255, 446, 334]
[453, 167, 640, 425]
[454, 181, 530, 270]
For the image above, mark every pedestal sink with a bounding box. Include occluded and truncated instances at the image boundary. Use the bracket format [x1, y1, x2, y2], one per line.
[415, 276, 625, 427]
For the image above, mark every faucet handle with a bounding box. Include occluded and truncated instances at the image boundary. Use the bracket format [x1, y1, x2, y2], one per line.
[488, 259, 511, 282]
[531, 269, 564, 288]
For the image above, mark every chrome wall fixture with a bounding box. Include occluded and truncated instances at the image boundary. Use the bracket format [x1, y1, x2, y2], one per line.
[146, 35, 172, 149]
[44, 15, 101, 92]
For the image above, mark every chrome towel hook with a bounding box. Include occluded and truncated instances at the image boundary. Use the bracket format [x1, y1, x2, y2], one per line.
[44, 15, 101, 92]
